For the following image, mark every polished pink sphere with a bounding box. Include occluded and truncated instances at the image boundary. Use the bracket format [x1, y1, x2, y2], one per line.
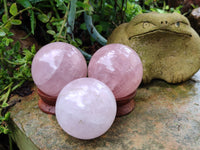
[88, 44, 143, 99]
[55, 78, 117, 140]
[31, 42, 87, 97]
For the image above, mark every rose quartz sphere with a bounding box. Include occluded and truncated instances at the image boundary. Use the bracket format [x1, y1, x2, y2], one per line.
[55, 78, 117, 140]
[31, 42, 87, 97]
[88, 44, 143, 99]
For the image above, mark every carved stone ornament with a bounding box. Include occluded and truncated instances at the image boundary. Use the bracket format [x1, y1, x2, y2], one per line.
[107, 12, 200, 83]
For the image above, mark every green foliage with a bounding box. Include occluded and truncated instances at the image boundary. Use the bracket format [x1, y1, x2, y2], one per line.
[89, 0, 143, 37]
[0, 112, 10, 134]
[0, 33, 36, 106]
[125, 1, 143, 20]
[17, 0, 36, 34]
[89, 0, 183, 38]
[143, 0, 182, 13]
[0, 33, 36, 134]
[0, 0, 37, 135]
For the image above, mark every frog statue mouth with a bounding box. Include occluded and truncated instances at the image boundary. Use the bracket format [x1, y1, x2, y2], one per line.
[128, 29, 192, 40]
[127, 12, 193, 40]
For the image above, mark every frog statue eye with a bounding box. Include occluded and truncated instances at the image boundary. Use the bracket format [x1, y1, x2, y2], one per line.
[143, 22, 150, 28]
[175, 21, 180, 27]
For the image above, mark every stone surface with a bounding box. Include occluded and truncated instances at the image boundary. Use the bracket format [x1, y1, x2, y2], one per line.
[31, 42, 87, 97]
[108, 12, 200, 84]
[9, 70, 200, 150]
[56, 78, 117, 140]
[88, 44, 143, 99]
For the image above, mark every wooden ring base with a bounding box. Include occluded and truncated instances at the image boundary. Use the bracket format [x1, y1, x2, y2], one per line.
[37, 88, 57, 115]
[116, 91, 136, 117]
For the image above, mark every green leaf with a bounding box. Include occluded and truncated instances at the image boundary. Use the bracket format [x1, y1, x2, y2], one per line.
[2, 102, 9, 108]
[55, 0, 64, 7]
[4, 112, 10, 121]
[47, 30, 56, 35]
[30, 11, 35, 34]
[0, 113, 9, 121]
[70, 40, 78, 47]
[3, 128, 9, 134]
[16, 0, 32, 8]
[12, 80, 25, 91]
[4, 22, 12, 29]
[10, 19, 22, 25]
[37, 13, 49, 23]
[10, 3, 18, 16]
[13, 41, 21, 52]
[75, 38, 82, 46]
[80, 23, 87, 30]
[95, 25, 103, 33]
[0, 29, 6, 37]
[46, 23, 52, 30]
[2, 14, 8, 23]
[31, 44, 36, 54]
[2, 37, 14, 46]
[23, 49, 34, 61]
[29, 0, 44, 4]
[165, 5, 169, 10]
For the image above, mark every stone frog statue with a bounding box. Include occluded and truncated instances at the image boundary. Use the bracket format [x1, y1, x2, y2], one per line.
[107, 12, 200, 84]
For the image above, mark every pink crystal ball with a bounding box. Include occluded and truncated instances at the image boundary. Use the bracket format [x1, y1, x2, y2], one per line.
[88, 44, 143, 99]
[31, 42, 87, 97]
[55, 78, 117, 140]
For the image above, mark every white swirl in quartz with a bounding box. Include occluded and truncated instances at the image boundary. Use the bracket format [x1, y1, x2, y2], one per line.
[39, 50, 61, 70]
[63, 86, 89, 108]
[67, 48, 77, 57]
[97, 50, 115, 72]
[119, 45, 133, 57]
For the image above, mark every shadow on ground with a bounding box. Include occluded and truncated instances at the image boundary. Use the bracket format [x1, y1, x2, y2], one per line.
[0, 134, 19, 150]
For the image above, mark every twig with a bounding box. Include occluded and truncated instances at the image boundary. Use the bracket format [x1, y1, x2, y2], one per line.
[3, 0, 8, 18]
[57, 9, 68, 41]
[78, 48, 91, 61]
[84, 12, 107, 45]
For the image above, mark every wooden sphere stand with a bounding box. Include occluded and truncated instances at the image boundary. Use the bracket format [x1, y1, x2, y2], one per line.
[37, 88, 57, 115]
[116, 91, 136, 117]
